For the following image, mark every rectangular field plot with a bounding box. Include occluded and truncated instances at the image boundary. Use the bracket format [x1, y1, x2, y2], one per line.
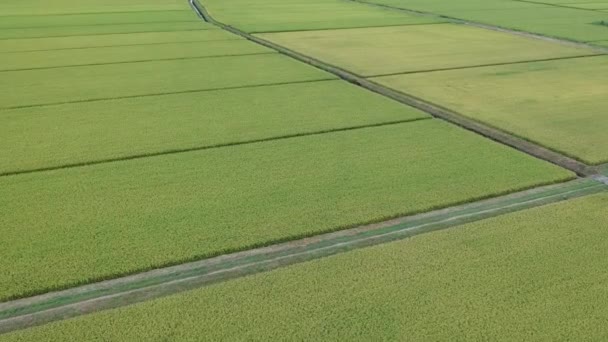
[0, 54, 334, 109]
[0, 0, 187, 16]
[0, 120, 572, 300]
[372, 56, 608, 164]
[366, 0, 608, 42]
[6, 192, 607, 340]
[0, 40, 273, 71]
[0, 30, 240, 53]
[202, 0, 444, 33]
[0, 10, 199, 29]
[449, 7, 608, 42]
[0, 21, 213, 40]
[0, 80, 428, 175]
[257, 24, 594, 76]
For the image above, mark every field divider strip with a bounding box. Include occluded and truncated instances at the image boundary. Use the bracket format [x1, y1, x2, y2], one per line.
[191, 0, 598, 176]
[0, 117, 430, 178]
[367, 54, 604, 78]
[0, 51, 277, 73]
[0, 78, 335, 112]
[347, 0, 608, 54]
[0, 178, 605, 334]
[0, 37, 243, 54]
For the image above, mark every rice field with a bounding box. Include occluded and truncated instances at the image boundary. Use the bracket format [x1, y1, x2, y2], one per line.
[364, 0, 608, 42]
[372, 56, 608, 164]
[0, 10, 200, 29]
[0, 80, 427, 174]
[1, 53, 334, 109]
[202, 0, 444, 32]
[0, 30, 240, 53]
[0, 0, 606, 338]
[258, 23, 594, 76]
[0, 40, 273, 71]
[4, 193, 607, 340]
[0, 120, 572, 301]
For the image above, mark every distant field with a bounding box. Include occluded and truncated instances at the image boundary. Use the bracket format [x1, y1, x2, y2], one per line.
[5, 192, 607, 340]
[0, 40, 273, 71]
[202, 0, 444, 32]
[365, 0, 608, 42]
[0, 80, 428, 174]
[0, 53, 334, 109]
[0, 120, 572, 301]
[258, 23, 594, 76]
[0, 21, 213, 40]
[0, 30, 240, 53]
[0, 10, 199, 29]
[372, 56, 608, 164]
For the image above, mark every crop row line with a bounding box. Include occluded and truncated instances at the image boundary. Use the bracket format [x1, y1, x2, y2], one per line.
[0, 117, 429, 178]
[1, 177, 605, 334]
[192, 0, 599, 176]
[0, 51, 276, 73]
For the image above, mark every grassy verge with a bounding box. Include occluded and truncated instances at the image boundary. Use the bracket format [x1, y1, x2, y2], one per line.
[0, 53, 334, 109]
[0, 80, 427, 174]
[3, 192, 607, 340]
[257, 23, 594, 76]
[0, 120, 572, 301]
[372, 56, 608, 165]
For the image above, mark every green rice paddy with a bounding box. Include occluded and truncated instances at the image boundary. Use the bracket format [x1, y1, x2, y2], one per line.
[0, 10, 199, 29]
[258, 23, 594, 76]
[4, 193, 607, 340]
[0, 53, 334, 109]
[0, 30, 240, 53]
[0, 0, 187, 16]
[0, 120, 572, 301]
[0, 40, 273, 71]
[203, 0, 444, 32]
[0, 21, 213, 40]
[0, 0, 605, 337]
[365, 0, 608, 42]
[372, 56, 608, 164]
[0, 80, 427, 174]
